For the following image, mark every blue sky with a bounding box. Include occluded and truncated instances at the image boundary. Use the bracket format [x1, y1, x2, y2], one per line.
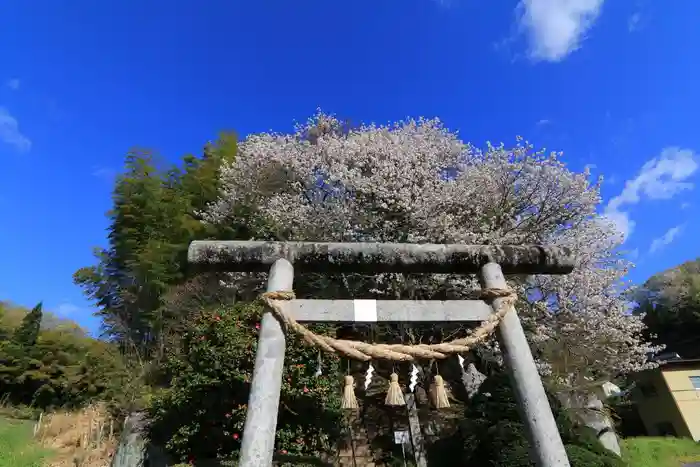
[1, 0, 699, 334]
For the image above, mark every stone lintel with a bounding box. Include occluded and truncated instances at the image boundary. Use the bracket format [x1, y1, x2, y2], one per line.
[188, 241, 574, 275]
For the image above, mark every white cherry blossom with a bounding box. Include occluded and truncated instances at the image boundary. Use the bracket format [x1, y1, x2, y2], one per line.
[203, 111, 659, 381]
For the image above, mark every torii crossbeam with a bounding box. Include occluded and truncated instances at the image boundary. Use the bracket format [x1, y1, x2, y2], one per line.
[188, 240, 575, 467]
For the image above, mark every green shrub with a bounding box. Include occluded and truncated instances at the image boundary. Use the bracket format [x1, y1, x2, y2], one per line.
[147, 301, 344, 464]
[566, 444, 622, 467]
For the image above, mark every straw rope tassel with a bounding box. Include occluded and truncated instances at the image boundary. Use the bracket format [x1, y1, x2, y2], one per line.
[430, 374, 450, 409]
[385, 373, 405, 406]
[341, 375, 358, 410]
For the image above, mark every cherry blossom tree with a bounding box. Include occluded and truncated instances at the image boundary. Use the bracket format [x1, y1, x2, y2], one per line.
[202, 111, 659, 386]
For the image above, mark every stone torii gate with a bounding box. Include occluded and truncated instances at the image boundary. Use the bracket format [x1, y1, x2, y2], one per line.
[188, 240, 574, 467]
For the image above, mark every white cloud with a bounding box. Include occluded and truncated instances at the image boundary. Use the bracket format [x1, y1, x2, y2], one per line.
[5, 79, 20, 91]
[516, 0, 604, 62]
[0, 107, 32, 152]
[56, 303, 80, 316]
[536, 118, 552, 126]
[602, 209, 634, 240]
[92, 166, 116, 181]
[603, 147, 698, 239]
[681, 202, 691, 210]
[649, 225, 683, 253]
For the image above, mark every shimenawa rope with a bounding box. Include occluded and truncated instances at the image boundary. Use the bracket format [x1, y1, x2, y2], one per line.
[259, 288, 517, 362]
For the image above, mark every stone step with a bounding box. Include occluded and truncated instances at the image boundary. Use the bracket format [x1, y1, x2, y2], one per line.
[348, 430, 370, 440]
[356, 445, 374, 457]
[338, 416, 380, 466]
[338, 458, 376, 467]
[338, 448, 372, 458]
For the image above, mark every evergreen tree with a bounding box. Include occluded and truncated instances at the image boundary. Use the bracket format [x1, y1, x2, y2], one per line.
[12, 302, 42, 347]
[0, 303, 7, 341]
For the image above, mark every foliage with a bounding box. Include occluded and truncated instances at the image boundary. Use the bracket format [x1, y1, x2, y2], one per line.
[157, 274, 238, 356]
[0, 304, 129, 410]
[203, 111, 657, 386]
[11, 302, 43, 347]
[73, 133, 238, 359]
[621, 436, 700, 467]
[147, 301, 344, 463]
[633, 257, 700, 358]
[66, 112, 658, 462]
[457, 371, 627, 467]
[606, 392, 647, 438]
[0, 417, 49, 467]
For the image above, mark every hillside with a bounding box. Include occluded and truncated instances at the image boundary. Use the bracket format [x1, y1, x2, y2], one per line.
[0, 301, 128, 411]
[0, 301, 87, 337]
[635, 258, 700, 359]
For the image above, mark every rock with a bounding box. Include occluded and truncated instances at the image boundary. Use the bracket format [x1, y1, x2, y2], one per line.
[110, 412, 172, 467]
[462, 363, 487, 399]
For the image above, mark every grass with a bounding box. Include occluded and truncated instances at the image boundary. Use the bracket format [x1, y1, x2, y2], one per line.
[622, 437, 700, 467]
[0, 417, 49, 467]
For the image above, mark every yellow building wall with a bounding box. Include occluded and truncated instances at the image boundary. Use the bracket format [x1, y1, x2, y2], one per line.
[635, 370, 691, 438]
[662, 368, 700, 441]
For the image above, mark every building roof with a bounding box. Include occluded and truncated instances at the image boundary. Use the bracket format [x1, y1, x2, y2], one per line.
[659, 358, 700, 371]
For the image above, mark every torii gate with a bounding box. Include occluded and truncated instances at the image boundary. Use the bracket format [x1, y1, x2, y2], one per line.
[188, 240, 574, 467]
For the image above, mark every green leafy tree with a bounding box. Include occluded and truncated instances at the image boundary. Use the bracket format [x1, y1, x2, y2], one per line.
[634, 257, 700, 358]
[12, 302, 43, 347]
[73, 133, 238, 358]
[0, 304, 8, 341]
[0, 306, 129, 409]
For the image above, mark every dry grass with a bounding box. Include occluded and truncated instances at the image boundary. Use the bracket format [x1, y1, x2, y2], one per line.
[33, 404, 119, 467]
